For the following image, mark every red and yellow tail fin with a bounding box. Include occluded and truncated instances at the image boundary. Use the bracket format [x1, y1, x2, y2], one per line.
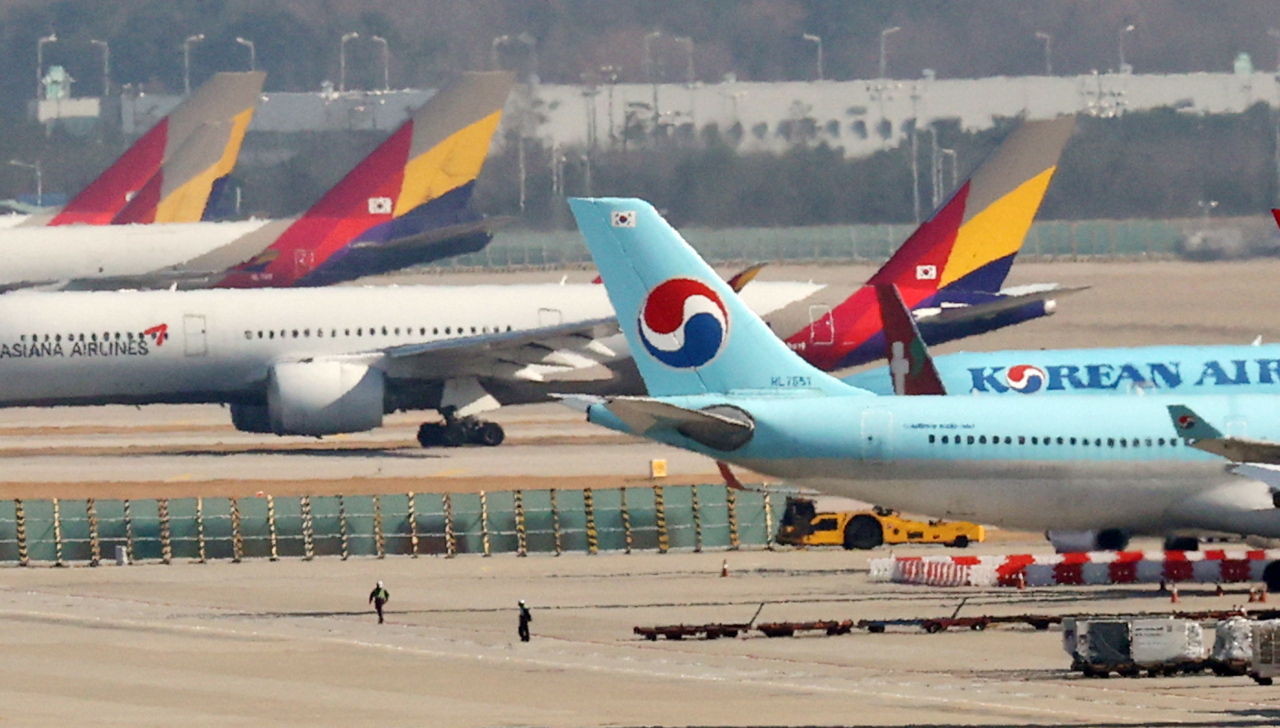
[50, 71, 264, 226]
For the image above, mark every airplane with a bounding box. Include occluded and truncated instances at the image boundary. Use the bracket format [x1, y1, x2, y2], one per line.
[0, 72, 514, 291]
[843, 343, 1280, 396]
[560, 196, 1280, 556]
[765, 115, 1081, 372]
[0, 278, 819, 447]
[5, 71, 265, 226]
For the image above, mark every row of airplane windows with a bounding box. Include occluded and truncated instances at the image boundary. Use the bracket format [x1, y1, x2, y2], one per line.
[20, 332, 136, 342]
[242, 324, 516, 340]
[926, 433, 1182, 448]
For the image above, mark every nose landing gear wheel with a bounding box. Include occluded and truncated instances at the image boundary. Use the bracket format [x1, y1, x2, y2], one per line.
[476, 421, 505, 446]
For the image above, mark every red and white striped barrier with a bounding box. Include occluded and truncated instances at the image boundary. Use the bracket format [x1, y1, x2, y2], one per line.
[869, 549, 1280, 588]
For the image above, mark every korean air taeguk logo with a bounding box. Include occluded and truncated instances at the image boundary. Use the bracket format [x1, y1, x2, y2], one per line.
[1005, 364, 1047, 394]
[638, 278, 729, 368]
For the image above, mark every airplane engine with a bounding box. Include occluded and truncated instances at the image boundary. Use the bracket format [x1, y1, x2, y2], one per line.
[265, 360, 385, 436]
[1047, 529, 1129, 553]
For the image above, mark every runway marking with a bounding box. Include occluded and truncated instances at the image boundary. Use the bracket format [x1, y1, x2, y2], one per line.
[164, 473, 194, 482]
[431, 469, 469, 477]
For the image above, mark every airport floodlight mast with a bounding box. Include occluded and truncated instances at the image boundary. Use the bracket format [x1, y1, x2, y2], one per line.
[183, 33, 204, 95]
[674, 36, 694, 85]
[372, 35, 389, 91]
[1198, 199, 1218, 223]
[1035, 31, 1052, 76]
[36, 33, 56, 99]
[1118, 24, 1135, 73]
[803, 33, 823, 80]
[879, 26, 900, 79]
[90, 39, 109, 95]
[9, 159, 43, 207]
[340, 32, 359, 92]
[235, 37, 255, 71]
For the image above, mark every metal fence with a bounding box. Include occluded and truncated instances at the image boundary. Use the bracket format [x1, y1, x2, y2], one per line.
[429, 219, 1193, 270]
[0, 484, 780, 566]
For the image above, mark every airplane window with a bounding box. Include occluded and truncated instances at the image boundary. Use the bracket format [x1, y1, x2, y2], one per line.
[55, 334, 61, 342]
[941, 435, 949, 444]
[507, 325, 513, 332]
[433, 328, 439, 335]
[269, 331, 275, 339]
[1095, 438, 1102, 447]
[979, 436, 987, 444]
[1171, 439, 1178, 447]
[967, 435, 975, 444]
[445, 327, 451, 334]
[1158, 438, 1166, 446]
[928, 435, 936, 443]
[115, 332, 121, 340]
[382, 327, 388, 335]
[471, 326, 477, 334]
[344, 329, 350, 336]
[90, 333, 97, 342]
[1003, 436, 1011, 444]
[244, 331, 252, 340]
[304, 329, 311, 337]
[317, 329, 323, 338]
[1107, 438, 1115, 447]
[1145, 438, 1152, 447]
[258, 332, 263, 339]
[1057, 437, 1064, 445]
[1119, 439, 1127, 447]
[356, 328, 362, 336]
[394, 328, 400, 335]
[78, 334, 84, 342]
[292, 330, 299, 338]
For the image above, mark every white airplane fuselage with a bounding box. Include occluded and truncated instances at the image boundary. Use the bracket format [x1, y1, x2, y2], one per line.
[0, 220, 271, 286]
[0, 281, 819, 407]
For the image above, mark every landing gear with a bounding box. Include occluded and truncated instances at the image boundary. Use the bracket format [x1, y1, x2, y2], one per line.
[1163, 536, 1199, 552]
[416, 413, 505, 448]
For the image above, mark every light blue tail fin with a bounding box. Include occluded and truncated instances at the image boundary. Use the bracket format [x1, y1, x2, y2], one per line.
[568, 197, 859, 397]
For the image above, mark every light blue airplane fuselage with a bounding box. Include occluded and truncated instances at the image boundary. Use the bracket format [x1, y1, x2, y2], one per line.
[587, 390, 1280, 535]
[843, 344, 1280, 397]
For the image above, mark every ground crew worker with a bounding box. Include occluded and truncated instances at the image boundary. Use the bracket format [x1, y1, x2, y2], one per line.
[369, 581, 390, 624]
[518, 600, 532, 642]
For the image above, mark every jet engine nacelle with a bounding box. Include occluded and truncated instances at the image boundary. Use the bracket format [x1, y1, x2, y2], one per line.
[258, 360, 385, 436]
[1046, 528, 1129, 553]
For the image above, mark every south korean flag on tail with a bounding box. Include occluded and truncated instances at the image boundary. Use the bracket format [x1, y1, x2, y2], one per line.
[611, 210, 637, 228]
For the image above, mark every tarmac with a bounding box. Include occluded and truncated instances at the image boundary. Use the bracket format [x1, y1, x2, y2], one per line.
[5, 259, 1280, 726]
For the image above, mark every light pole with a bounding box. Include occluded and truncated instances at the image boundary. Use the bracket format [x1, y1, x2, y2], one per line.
[600, 65, 619, 147]
[879, 26, 900, 79]
[645, 31, 662, 128]
[802, 33, 823, 80]
[340, 32, 359, 92]
[235, 36, 255, 71]
[90, 39, 109, 96]
[1035, 31, 1052, 76]
[9, 160, 43, 206]
[675, 36, 694, 85]
[1118, 24, 1135, 73]
[372, 35, 389, 91]
[36, 33, 56, 99]
[183, 33, 204, 95]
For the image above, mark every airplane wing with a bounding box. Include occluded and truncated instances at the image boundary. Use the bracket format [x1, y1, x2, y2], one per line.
[1167, 404, 1280, 464]
[381, 317, 622, 382]
[913, 284, 1089, 326]
[599, 396, 755, 451]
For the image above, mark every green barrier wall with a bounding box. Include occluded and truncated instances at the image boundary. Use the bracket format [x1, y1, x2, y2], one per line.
[0, 485, 782, 566]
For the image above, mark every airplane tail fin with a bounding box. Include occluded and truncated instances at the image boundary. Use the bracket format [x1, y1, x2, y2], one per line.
[868, 115, 1074, 294]
[1168, 405, 1225, 441]
[217, 71, 514, 287]
[51, 71, 265, 226]
[568, 197, 856, 398]
[874, 284, 946, 395]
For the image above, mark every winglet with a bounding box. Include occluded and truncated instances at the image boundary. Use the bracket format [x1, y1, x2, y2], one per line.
[874, 283, 946, 395]
[726, 262, 768, 293]
[1167, 405, 1224, 441]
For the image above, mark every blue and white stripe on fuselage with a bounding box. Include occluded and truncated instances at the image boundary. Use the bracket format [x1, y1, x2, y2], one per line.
[843, 344, 1280, 396]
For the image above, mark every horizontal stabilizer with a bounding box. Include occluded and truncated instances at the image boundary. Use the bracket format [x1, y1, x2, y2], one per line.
[1168, 404, 1280, 464]
[601, 396, 754, 451]
[914, 285, 1088, 326]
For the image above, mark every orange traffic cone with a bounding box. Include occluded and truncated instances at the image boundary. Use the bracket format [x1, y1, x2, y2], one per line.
[720, 559, 728, 578]
[1170, 584, 1180, 604]
[1216, 583, 1226, 597]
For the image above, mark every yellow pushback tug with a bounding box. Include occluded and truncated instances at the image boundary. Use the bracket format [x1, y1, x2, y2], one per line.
[776, 497, 985, 550]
